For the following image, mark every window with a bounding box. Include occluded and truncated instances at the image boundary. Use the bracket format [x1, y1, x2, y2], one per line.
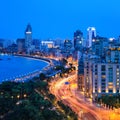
[95, 65, 97, 68]
[102, 90, 105, 92]
[102, 83, 105, 85]
[95, 68, 97, 71]
[101, 72, 106, 75]
[108, 68, 113, 82]
[117, 65, 119, 68]
[117, 72, 119, 75]
[95, 90, 97, 92]
[117, 68, 119, 71]
[101, 65, 106, 71]
[101, 75, 106, 79]
[95, 72, 97, 75]
[95, 83, 97, 85]
[117, 90, 119, 93]
[109, 90, 113, 93]
[117, 83, 119, 85]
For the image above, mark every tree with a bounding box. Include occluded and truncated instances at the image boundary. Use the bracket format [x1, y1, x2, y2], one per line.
[61, 58, 68, 66]
[4, 100, 45, 120]
[39, 73, 46, 80]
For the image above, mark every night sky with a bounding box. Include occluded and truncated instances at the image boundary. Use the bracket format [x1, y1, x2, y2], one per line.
[0, 0, 120, 40]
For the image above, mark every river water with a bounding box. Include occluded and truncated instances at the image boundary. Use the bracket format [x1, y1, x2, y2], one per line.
[0, 55, 48, 83]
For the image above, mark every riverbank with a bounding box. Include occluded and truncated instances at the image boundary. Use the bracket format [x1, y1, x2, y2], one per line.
[0, 54, 52, 83]
[14, 54, 61, 76]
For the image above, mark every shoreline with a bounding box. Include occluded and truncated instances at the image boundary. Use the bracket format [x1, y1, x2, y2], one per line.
[1, 54, 53, 83]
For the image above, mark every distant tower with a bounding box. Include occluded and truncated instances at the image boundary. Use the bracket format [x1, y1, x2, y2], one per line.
[25, 24, 32, 54]
[87, 27, 96, 48]
[74, 30, 83, 51]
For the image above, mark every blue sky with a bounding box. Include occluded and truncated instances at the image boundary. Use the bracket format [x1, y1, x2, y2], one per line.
[0, 0, 120, 40]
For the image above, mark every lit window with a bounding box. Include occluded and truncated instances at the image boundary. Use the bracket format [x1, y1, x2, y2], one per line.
[101, 75, 106, 79]
[117, 83, 119, 85]
[117, 69, 119, 71]
[108, 86, 113, 89]
[108, 82, 113, 85]
[117, 72, 119, 75]
[117, 79, 119, 81]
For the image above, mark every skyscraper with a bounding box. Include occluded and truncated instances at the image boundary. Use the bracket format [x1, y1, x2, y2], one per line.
[25, 24, 32, 54]
[74, 30, 83, 51]
[74, 30, 84, 91]
[87, 27, 96, 48]
[92, 36, 108, 57]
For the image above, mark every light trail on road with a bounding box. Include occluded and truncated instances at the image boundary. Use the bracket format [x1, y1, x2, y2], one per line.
[49, 72, 120, 120]
[49, 74, 102, 120]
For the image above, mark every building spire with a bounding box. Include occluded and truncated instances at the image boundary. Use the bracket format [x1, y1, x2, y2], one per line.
[25, 23, 32, 33]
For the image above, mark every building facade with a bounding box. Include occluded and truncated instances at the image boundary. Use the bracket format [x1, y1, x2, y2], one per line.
[84, 46, 120, 100]
[92, 63, 120, 100]
[92, 36, 108, 57]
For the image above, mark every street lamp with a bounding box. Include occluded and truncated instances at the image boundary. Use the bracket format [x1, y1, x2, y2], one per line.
[17, 95, 20, 99]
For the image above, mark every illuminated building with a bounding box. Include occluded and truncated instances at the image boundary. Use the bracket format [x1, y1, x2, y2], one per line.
[63, 39, 72, 56]
[84, 55, 101, 98]
[106, 45, 120, 63]
[25, 24, 32, 54]
[92, 36, 108, 57]
[92, 63, 120, 99]
[74, 30, 83, 50]
[87, 27, 96, 48]
[74, 30, 84, 90]
[78, 51, 84, 91]
[40, 41, 54, 49]
[84, 46, 120, 100]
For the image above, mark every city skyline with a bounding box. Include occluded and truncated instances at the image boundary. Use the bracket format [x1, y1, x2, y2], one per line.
[0, 0, 120, 40]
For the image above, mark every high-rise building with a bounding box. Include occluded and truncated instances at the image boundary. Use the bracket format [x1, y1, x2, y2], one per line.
[25, 24, 32, 54]
[64, 39, 72, 53]
[78, 51, 84, 91]
[92, 36, 108, 57]
[32, 39, 40, 50]
[92, 63, 120, 100]
[87, 27, 96, 48]
[0, 39, 4, 49]
[106, 45, 120, 63]
[118, 36, 120, 44]
[74, 30, 83, 50]
[83, 45, 120, 100]
[6, 43, 17, 53]
[17, 38, 25, 54]
[74, 30, 84, 91]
